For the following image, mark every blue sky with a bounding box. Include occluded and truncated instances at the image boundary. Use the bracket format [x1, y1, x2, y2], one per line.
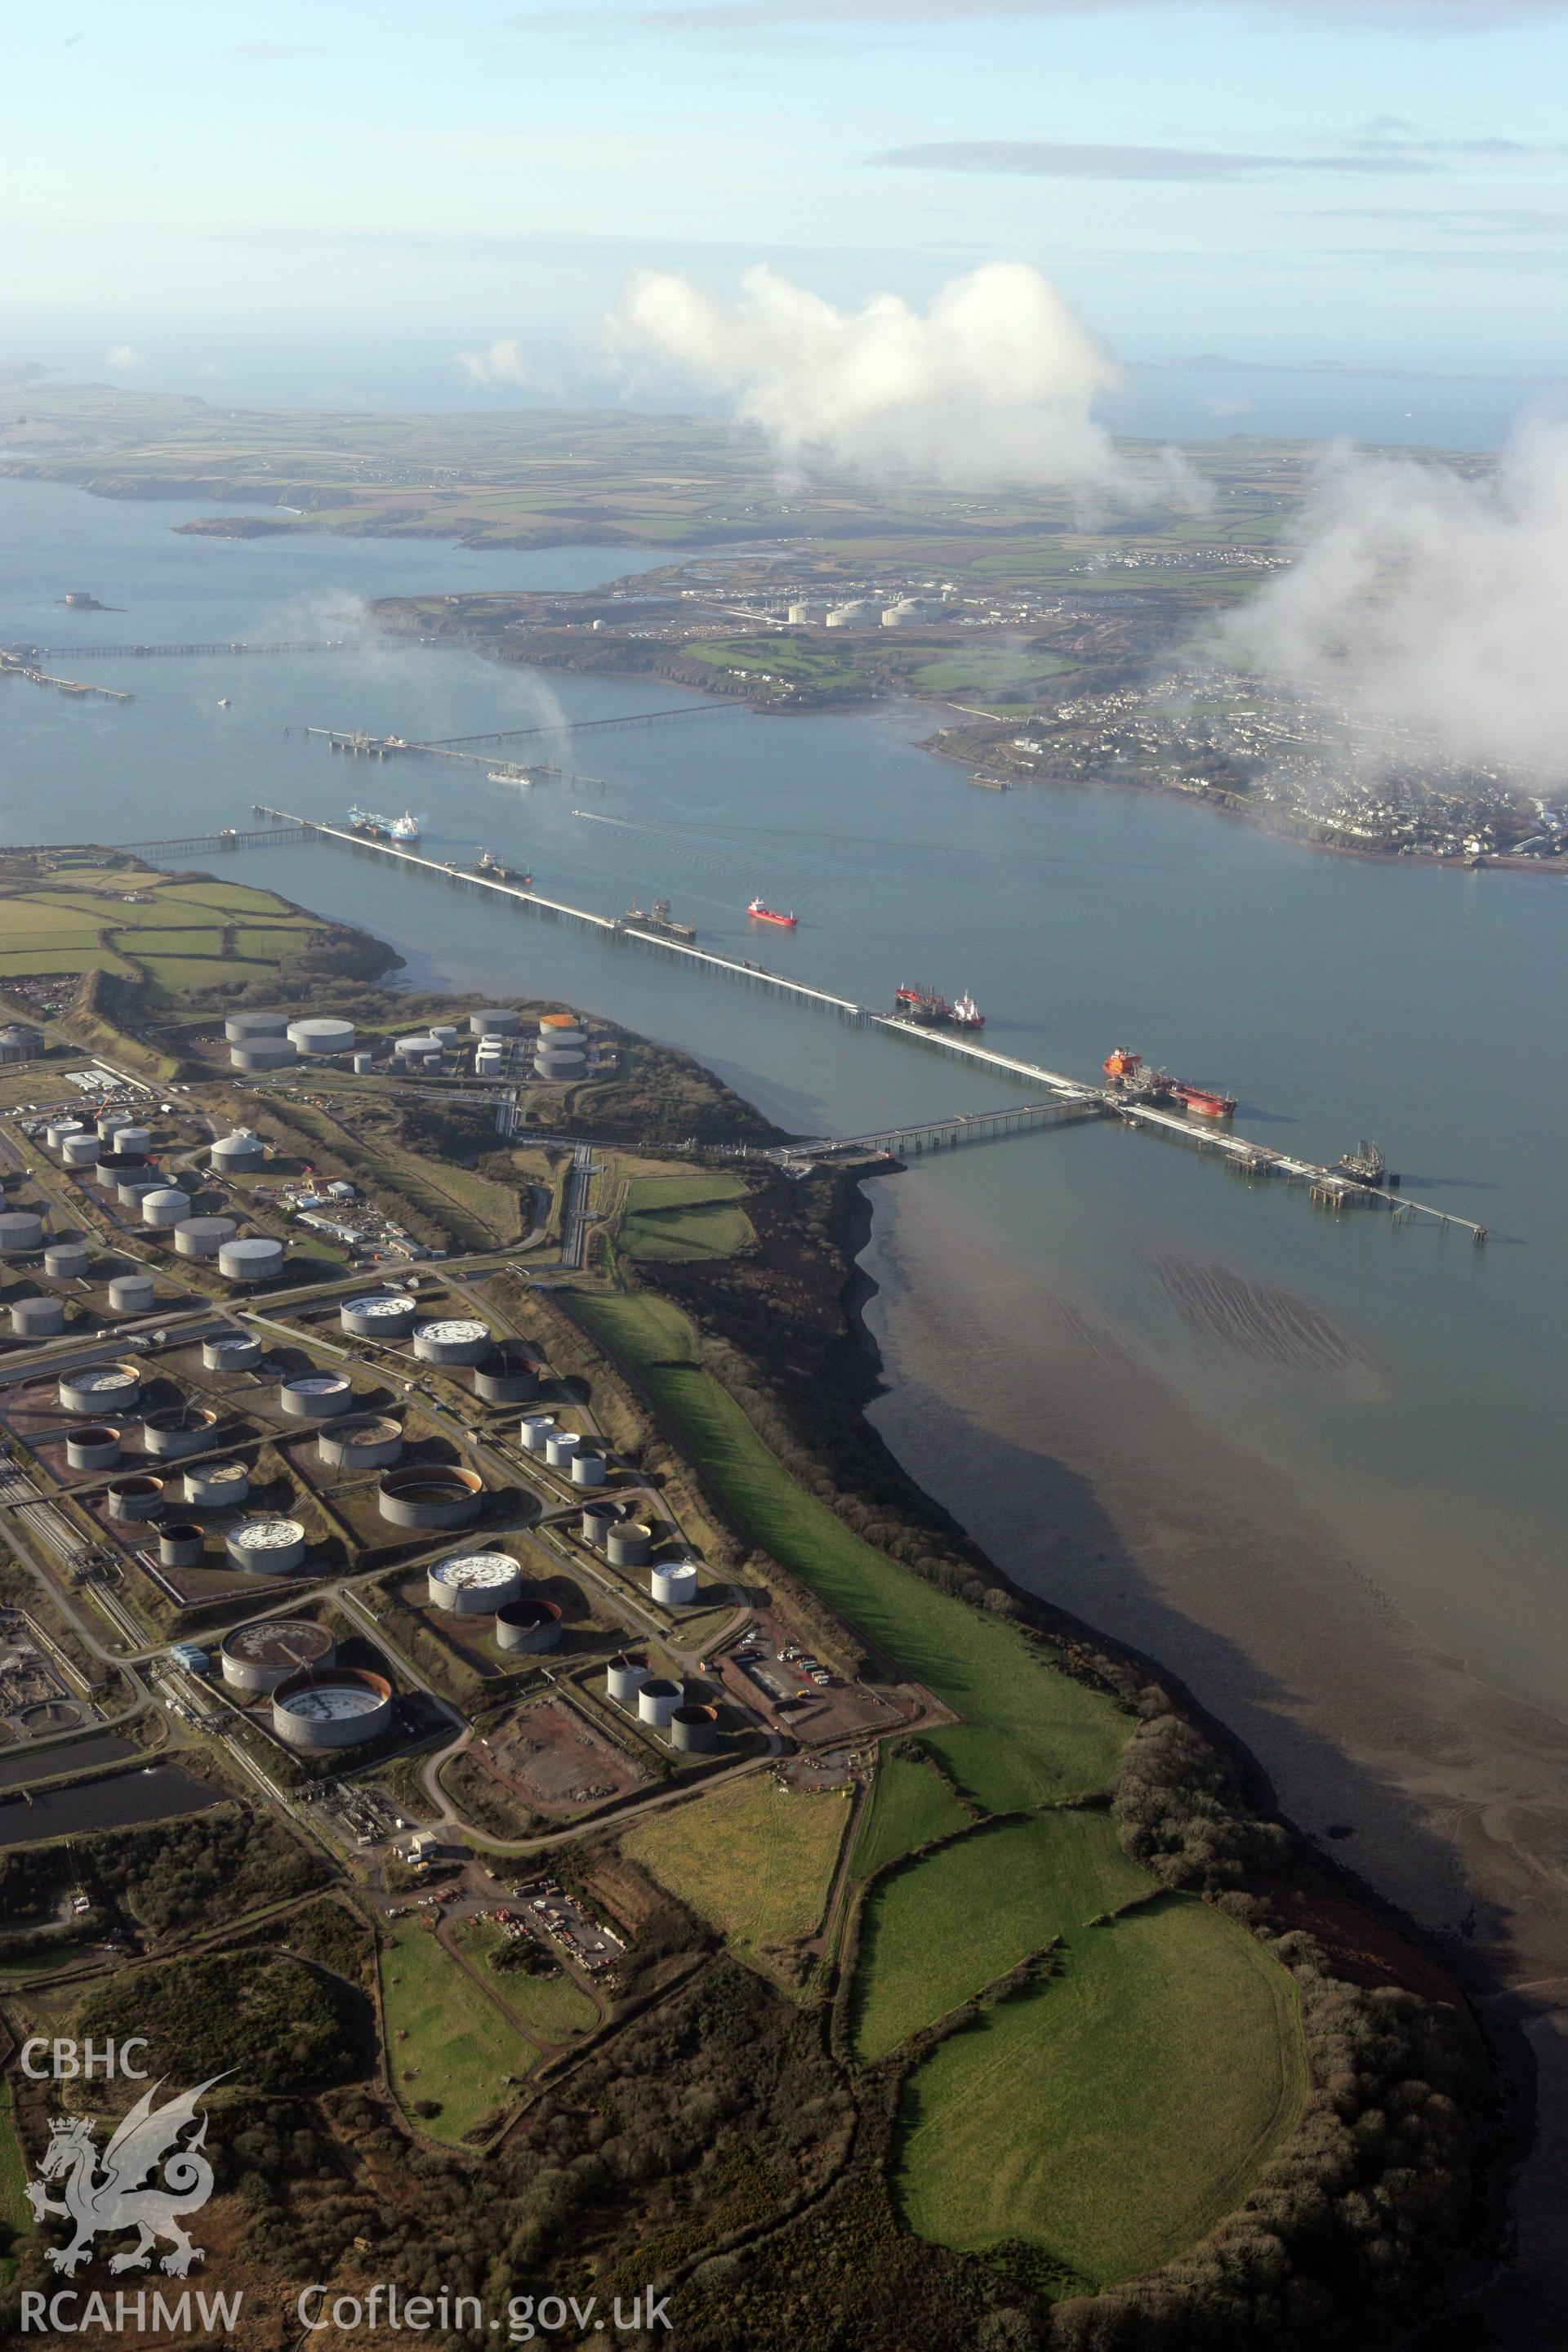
[2, 0, 1563, 431]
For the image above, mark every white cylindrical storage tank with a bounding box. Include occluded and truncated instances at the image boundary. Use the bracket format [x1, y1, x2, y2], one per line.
[606, 1653, 648, 1707]
[412, 1317, 490, 1365]
[651, 1561, 699, 1609]
[142, 1405, 218, 1460]
[352, 1051, 375, 1075]
[157, 1521, 205, 1570]
[279, 1371, 354, 1420]
[97, 1112, 132, 1144]
[227, 1517, 306, 1575]
[108, 1273, 155, 1314]
[176, 1216, 238, 1260]
[62, 1134, 100, 1169]
[219, 1236, 283, 1285]
[212, 1129, 266, 1173]
[394, 1032, 443, 1062]
[287, 1017, 355, 1058]
[45, 1240, 90, 1278]
[65, 1424, 121, 1471]
[46, 1120, 83, 1152]
[493, 1597, 563, 1653]
[60, 1361, 140, 1417]
[340, 1294, 416, 1342]
[427, 1552, 522, 1615]
[670, 1703, 719, 1753]
[519, 1414, 556, 1454]
[430, 1024, 458, 1047]
[470, 1008, 519, 1036]
[201, 1330, 261, 1374]
[581, 1499, 619, 1546]
[637, 1677, 683, 1729]
[229, 1040, 295, 1071]
[0, 1211, 43, 1254]
[184, 1459, 249, 1508]
[106, 1473, 163, 1521]
[220, 1617, 335, 1695]
[272, 1668, 392, 1752]
[378, 1466, 484, 1530]
[533, 1049, 586, 1081]
[545, 1431, 581, 1471]
[317, 1414, 403, 1472]
[140, 1187, 190, 1229]
[113, 1126, 151, 1158]
[225, 1012, 288, 1043]
[96, 1153, 146, 1189]
[11, 1294, 65, 1337]
[472, 1348, 538, 1404]
[606, 1522, 653, 1570]
[117, 1181, 162, 1216]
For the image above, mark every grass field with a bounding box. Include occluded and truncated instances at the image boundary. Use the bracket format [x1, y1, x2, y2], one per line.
[618, 1171, 753, 1263]
[848, 1750, 970, 1882]
[852, 1812, 1151, 2062]
[622, 1775, 851, 1972]
[0, 866, 332, 1001]
[378, 1918, 529, 2142]
[573, 1290, 1130, 1814]
[895, 1894, 1307, 2287]
[452, 1921, 599, 2045]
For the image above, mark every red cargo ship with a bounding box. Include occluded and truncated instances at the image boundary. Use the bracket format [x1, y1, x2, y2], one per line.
[1169, 1081, 1237, 1120]
[747, 898, 797, 927]
[895, 984, 985, 1031]
[1102, 1049, 1235, 1118]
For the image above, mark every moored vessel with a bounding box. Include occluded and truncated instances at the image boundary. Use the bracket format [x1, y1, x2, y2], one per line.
[747, 898, 797, 927]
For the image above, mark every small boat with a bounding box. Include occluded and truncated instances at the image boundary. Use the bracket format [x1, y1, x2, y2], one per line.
[217, 697, 230, 708]
[747, 898, 797, 927]
[390, 812, 421, 844]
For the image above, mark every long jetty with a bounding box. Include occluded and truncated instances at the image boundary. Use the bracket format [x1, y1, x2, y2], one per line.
[0, 651, 131, 703]
[246, 801, 1487, 1242]
[15, 639, 379, 661]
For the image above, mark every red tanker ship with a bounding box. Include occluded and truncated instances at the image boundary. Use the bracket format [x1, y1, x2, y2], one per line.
[895, 984, 986, 1030]
[747, 898, 797, 927]
[1102, 1049, 1236, 1118]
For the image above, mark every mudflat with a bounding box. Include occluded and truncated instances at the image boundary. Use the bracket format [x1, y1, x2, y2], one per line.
[859, 1171, 1568, 2341]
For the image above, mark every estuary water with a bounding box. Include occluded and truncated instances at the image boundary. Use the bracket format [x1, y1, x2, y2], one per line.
[1, 479, 1564, 1737]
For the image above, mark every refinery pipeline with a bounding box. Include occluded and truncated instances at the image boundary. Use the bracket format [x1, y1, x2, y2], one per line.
[238, 803, 1487, 1244]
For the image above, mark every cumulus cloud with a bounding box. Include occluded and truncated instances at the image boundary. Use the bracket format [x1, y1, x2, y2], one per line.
[104, 344, 147, 372]
[1219, 421, 1568, 771]
[604, 261, 1141, 488]
[455, 336, 545, 389]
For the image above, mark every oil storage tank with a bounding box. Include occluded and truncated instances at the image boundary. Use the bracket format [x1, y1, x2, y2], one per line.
[427, 1552, 522, 1615]
[581, 1499, 619, 1547]
[606, 1521, 652, 1570]
[202, 1330, 261, 1373]
[65, 1424, 120, 1471]
[229, 1039, 295, 1071]
[318, 1414, 403, 1472]
[226, 1518, 307, 1575]
[544, 1431, 581, 1471]
[470, 1008, 520, 1037]
[341, 1294, 416, 1342]
[278, 1371, 353, 1419]
[211, 1129, 266, 1174]
[412, 1318, 491, 1365]
[286, 1017, 355, 1058]
[0, 1211, 43, 1254]
[272, 1668, 391, 1752]
[379, 1466, 483, 1530]
[637, 1677, 683, 1729]
[472, 1345, 538, 1404]
[176, 1216, 238, 1260]
[117, 1178, 163, 1214]
[651, 1561, 699, 1609]
[11, 1295, 65, 1337]
[45, 1120, 83, 1152]
[225, 1013, 288, 1044]
[44, 1239, 90, 1278]
[113, 1126, 151, 1159]
[220, 1617, 335, 1695]
[493, 1597, 562, 1654]
[61, 1134, 100, 1169]
[142, 1405, 218, 1460]
[519, 1414, 556, 1454]
[218, 1236, 283, 1285]
[157, 1522, 205, 1570]
[184, 1459, 250, 1508]
[60, 1362, 140, 1416]
[569, 1450, 607, 1488]
[606, 1653, 648, 1707]
[96, 1152, 146, 1189]
[140, 1187, 190, 1229]
[107, 1273, 155, 1314]
[106, 1474, 163, 1521]
[670, 1703, 719, 1753]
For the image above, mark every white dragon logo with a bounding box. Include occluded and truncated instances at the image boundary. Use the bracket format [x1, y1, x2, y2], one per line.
[25, 2074, 228, 2277]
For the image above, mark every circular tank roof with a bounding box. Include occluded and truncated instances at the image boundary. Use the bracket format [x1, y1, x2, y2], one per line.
[223, 1619, 333, 1668]
[430, 1552, 517, 1591]
[344, 1294, 411, 1319]
[415, 1318, 489, 1345]
[285, 1373, 350, 1394]
[233, 1517, 305, 1549]
[278, 1681, 386, 1721]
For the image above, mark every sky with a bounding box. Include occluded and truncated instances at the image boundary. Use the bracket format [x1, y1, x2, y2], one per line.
[2, 0, 1565, 439]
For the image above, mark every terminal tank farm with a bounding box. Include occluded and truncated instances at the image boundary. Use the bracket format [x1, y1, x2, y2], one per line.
[893, 983, 987, 1031]
[1102, 1047, 1236, 1118]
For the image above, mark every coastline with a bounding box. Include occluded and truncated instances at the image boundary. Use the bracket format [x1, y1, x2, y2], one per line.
[854, 1167, 1568, 2337]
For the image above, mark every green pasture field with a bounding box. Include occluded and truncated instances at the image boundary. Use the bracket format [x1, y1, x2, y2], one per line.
[0, 869, 331, 1000]
[452, 1920, 599, 2045]
[621, 1774, 850, 1974]
[851, 1811, 1150, 2062]
[572, 1290, 1130, 1814]
[848, 1750, 969, 1882]
[618, 1171, 752, 1263]
[378, 1917, 528, 2142]
[895, 1894, 1307, 2287]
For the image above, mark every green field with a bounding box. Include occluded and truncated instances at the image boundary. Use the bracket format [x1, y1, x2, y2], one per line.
[622, 1775, 850, 1973]
[852, 1812, 1150, 2062]
[618, 1171, 753, 1263]
[573, 1290, 1130, 1814]
[378, 1918, 531, 2141]
[895, 1895, 1307, 2287]
[452, 1921, 599, 2044]
[849, 1750, 970, 1882]
[0, 866, 332, 1001]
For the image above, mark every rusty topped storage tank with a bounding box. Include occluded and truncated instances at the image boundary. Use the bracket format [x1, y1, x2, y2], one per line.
[492, 1596, 563, 1654]
[107, 1473, 164, 1522]
[471, 1344, 539, 1404]
[379, 1465, 483, 1530]
[272, 1667, 391, 1751]
[142, 1404, 219, 1461]
[670, 1703, 719, 1754]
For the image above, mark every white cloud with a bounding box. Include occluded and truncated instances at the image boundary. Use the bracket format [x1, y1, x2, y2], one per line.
[1220, 421, 1568, 771]
[454, 336, 550, 390]
[104, 343, 147, 373]
[603, 261, 1138, 489]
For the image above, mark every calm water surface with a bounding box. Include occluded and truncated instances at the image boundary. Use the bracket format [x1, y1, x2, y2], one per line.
[2, 479, 1563, 1713]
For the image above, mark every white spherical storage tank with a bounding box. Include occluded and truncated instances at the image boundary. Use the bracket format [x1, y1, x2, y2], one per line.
[287, 1017, 356, 1058]
[218, 1236, 283, 1284]
[226, 1518, 307, 1575]
[340, 1294, 416, 1342]
[427, 1552, 523, 1615]
[11, 1295, 65, 1337]
[107, 1273, 156, 1314]
[176, 1216, 238, 1260]
[60, 1362, 140, 1416]
[272, 1668, 392, 1751]
[412, 1318, 490, 1365]
[651, 1561, 699, 1609]
[140, 1188, 191, 1229]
